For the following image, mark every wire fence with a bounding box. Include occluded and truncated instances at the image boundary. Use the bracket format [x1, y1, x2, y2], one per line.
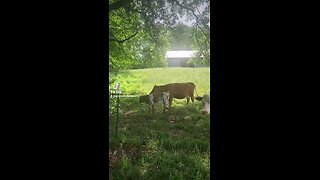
[109, 91, 142, 140]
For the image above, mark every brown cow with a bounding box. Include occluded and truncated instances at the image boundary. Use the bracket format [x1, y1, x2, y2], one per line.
[149, 82, 199, 111]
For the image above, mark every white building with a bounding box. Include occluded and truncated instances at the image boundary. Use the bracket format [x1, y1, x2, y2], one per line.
[165, 51, 198, 67]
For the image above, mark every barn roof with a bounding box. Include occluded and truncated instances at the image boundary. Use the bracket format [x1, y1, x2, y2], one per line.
[166, 51, 198, 58]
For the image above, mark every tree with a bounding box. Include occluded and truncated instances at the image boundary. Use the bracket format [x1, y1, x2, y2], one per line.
[109, 0, 210, 77]
[167, 23, 194, 51]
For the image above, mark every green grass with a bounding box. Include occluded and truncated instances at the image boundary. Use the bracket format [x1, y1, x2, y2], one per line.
[110, 67, 210, 95]
[109, 67, 210, 179]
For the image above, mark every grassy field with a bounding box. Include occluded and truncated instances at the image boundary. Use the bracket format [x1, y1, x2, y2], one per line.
[109, 67, 210, 179]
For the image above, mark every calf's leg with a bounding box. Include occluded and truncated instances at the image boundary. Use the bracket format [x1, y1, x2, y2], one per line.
[162, 99, 166, 112]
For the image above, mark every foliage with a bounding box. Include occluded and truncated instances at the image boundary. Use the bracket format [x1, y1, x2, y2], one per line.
[167, 23, 194, 51]
[109, 0, 210, 74]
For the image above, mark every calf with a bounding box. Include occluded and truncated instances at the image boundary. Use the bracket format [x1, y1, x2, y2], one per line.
[139, 95, 150, 105]
[139, 91, 171, 113]
[196, 94, 210, 114]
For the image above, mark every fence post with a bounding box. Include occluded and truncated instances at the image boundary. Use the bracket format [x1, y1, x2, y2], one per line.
[115, 93, 120, 138]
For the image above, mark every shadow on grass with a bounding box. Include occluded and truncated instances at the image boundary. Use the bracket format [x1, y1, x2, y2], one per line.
[109, 97, 210, 179]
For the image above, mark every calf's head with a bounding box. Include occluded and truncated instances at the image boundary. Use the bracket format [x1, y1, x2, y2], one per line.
[139, 95, 149, 104]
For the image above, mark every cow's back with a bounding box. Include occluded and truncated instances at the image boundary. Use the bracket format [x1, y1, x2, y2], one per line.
[150, 82, 195, 99]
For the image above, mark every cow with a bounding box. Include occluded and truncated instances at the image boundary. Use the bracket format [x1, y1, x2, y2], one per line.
[196, 94, 210, 114]
[139, 91, 171, 113]
[149, 82, 199, 111]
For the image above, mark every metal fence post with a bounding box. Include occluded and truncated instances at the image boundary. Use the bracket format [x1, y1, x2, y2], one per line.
[115, 93, 120, 138]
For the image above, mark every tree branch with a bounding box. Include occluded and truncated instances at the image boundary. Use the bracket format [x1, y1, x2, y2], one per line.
[173, 0, 209, 40]
[196, 23, 209, 41]
[109, 31, 139, 43]
[195, 27, 206, 60]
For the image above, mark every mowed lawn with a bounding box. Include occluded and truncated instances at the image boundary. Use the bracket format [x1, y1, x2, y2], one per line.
[109, 67, 210, 179]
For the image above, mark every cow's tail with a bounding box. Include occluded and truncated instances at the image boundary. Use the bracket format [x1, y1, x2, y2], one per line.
[189, 82, 203, 101]
[187, 82, 200, 99]
[195, 86, 204, 101]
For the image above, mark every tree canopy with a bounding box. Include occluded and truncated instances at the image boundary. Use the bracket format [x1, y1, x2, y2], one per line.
[109, 0, 210, 74]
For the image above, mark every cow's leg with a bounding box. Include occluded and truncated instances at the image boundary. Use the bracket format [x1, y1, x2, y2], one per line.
[186, 96, 190, 105]
[162, 99, 166, 112]
[191, 95, 195, 106]
[149, 95, 153, 113]
[191, 94, 194, 103]
[169, 97, 173, 112]
[152, 105, 155, 113]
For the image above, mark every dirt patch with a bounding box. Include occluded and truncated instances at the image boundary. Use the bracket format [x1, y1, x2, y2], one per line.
[109, 146, 142, 167]
[109, 148, 124, 167]
[124, 110, 136, 115]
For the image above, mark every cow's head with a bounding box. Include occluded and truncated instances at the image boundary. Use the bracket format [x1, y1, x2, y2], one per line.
[139, 95, 149, 103]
